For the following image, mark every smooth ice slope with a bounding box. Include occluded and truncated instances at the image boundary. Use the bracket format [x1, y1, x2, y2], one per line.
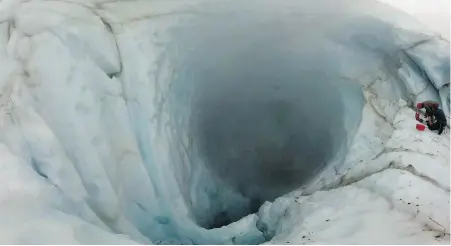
[0, 0, 449, 244]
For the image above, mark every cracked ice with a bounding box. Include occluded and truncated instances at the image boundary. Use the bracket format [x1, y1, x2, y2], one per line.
[0, 0, 449, 244]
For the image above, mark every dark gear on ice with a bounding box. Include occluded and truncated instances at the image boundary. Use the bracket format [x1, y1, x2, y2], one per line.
[426, 108, 447, 135]
[415, 100, 446, 135]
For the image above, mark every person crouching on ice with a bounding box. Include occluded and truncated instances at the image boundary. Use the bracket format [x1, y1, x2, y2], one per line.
[415, 101, 447, 135]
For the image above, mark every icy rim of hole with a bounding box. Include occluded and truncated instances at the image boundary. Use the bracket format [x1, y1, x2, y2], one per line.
[0, 0, 449, 244]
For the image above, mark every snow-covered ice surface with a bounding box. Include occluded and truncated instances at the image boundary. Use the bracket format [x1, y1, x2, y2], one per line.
[258, 107, 450, 244]
[0, 0, 449, 244]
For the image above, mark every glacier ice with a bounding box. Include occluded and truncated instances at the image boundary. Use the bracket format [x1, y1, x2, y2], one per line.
[0, 0, 449, 244]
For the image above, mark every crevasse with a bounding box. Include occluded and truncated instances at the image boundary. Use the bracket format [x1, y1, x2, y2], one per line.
[0, 0, 449, 244]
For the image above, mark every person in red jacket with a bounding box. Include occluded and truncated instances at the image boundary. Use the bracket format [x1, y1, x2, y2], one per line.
[415, 100, 439, 123]
[415, 100, 446, 135]
[416, 100, 439, 118]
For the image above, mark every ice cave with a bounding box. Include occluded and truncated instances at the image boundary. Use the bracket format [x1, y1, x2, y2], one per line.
[0, 0, 449, 244]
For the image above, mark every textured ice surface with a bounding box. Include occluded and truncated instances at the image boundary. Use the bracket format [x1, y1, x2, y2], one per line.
[258, 107, 450, 244]
[0, 0, 449, 244]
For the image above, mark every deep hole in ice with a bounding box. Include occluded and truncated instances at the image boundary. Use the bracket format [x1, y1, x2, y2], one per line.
[0, 0, 448, 243]
[166, 4, 363, 229]
[193, 69, 347, 228]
